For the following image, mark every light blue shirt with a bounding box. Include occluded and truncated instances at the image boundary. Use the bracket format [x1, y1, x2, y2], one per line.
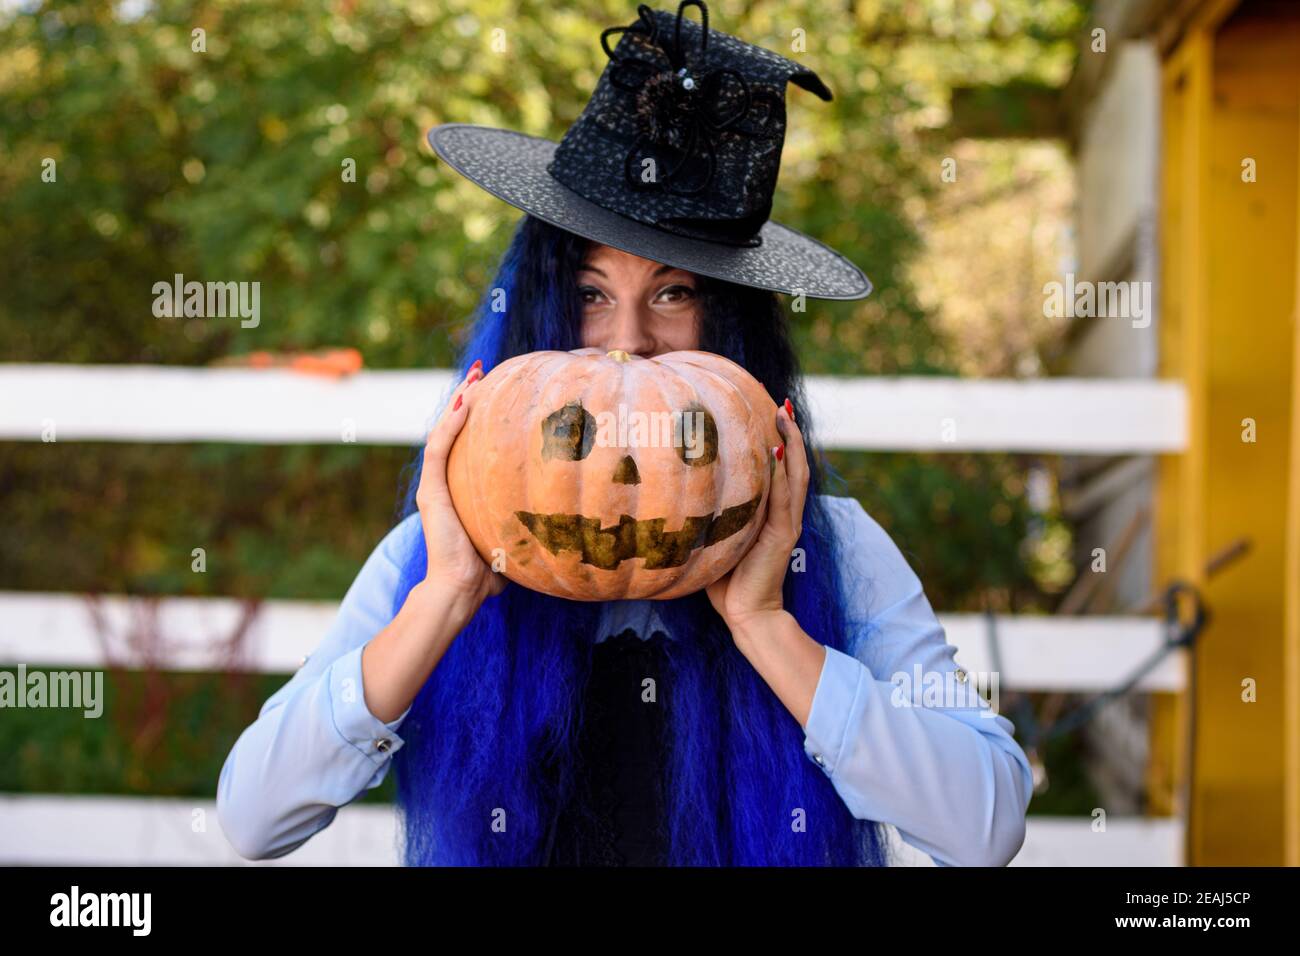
[217, 495, 1034, 866]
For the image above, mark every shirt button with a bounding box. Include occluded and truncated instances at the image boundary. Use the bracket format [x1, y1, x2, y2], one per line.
[376, 738, 392, 754]
[955, 668, 968, 684]
[812, 753, 826, 768]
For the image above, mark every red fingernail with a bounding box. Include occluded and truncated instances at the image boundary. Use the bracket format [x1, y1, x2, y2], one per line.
[470, 359, 483, 371]
[453, 393, 463, 411]
[775, 443, 784, 461]
[784, 398, 795, 422]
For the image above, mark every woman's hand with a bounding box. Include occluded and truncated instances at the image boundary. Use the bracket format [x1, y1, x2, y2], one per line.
[416, 361, 508, 629]
[706, 398, 805, 638]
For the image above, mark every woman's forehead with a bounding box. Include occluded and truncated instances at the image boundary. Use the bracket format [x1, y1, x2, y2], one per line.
[582, 243, 695, 277]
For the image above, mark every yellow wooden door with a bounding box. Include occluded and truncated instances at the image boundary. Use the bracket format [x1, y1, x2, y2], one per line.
[1157, 0, 1300, 865]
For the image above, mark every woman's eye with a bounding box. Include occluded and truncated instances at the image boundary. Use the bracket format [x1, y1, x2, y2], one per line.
[656, 284, 696, 304]
[578, 285, 606, 305]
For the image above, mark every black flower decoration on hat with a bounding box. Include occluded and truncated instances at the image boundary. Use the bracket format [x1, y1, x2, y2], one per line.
[600, 0, 780, 197]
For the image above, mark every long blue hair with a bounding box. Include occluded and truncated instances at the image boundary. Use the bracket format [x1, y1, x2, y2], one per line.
[390, 215, 889, 866]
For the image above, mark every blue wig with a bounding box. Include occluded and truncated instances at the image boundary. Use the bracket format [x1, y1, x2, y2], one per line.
[390, 216, 889, 866]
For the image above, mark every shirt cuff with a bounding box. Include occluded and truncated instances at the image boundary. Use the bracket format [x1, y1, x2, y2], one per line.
[326, 644, 410, 766]
[802, 644, 865, 779]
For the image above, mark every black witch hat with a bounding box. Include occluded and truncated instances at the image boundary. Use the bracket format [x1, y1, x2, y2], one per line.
[426, 0, 870, 300]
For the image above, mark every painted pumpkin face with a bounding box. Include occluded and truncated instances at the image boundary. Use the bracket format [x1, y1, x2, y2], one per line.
[447, 348, 780, 601]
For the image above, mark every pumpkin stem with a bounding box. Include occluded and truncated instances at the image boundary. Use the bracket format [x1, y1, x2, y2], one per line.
[606, 349, 633, 362]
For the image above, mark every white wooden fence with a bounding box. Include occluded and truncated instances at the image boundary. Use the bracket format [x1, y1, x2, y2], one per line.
[0, 364, 1189, 865]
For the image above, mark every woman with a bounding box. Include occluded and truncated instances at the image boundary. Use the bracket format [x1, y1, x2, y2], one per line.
[217, 1, 1032, 867]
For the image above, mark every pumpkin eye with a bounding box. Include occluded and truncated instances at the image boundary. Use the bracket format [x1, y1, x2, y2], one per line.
[542, 401, 597, 461]
[677, 405, 718, 466]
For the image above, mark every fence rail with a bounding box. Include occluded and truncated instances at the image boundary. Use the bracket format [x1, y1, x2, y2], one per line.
[0, 591, 1185, 692]
[0, 364, 1188, 453]
[0, 794, 1183, 866]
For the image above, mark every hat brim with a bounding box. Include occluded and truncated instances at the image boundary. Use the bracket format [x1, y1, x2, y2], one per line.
[426, 124, 872, 301]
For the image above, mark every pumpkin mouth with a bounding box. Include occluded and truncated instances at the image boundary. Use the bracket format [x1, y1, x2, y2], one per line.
[513, 492, 762, 571]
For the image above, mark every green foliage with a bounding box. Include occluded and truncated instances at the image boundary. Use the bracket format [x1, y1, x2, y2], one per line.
[0, 441, 411, 597]
[0, 0, 1082, 370]
[0, 666, 395, 802]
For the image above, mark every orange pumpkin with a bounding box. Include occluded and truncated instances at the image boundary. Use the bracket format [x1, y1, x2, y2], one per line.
[447, 348, 780, 601]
